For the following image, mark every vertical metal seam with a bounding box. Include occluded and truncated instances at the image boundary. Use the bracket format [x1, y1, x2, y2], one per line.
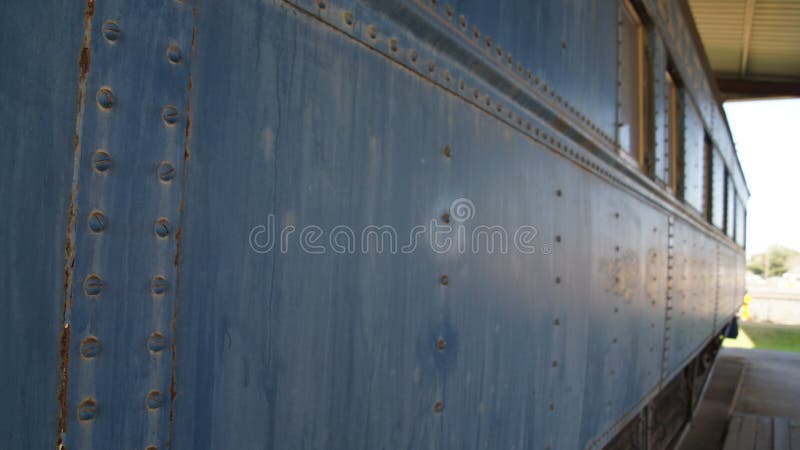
[166, 3, 198, 447]
[57, 1, 96, 448]
[660, 215, 675, 386]
[713, 242, 720, 333]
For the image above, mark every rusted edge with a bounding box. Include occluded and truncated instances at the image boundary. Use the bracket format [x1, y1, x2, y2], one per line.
[57, 1, 95, 449]
[166, 5, 197, 448]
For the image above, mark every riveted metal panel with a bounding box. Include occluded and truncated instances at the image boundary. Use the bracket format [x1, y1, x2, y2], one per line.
[664, 218, 718, 378]
[582, 185, 669, 447]
[61, 1, 195, 448]
[425, 0, 619, 140]
[0, 0, 748, 448]
[168, 1, 675, 448]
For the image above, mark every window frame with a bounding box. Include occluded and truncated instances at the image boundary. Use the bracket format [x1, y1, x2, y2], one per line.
[617, 0, 648, 168]
[666, 67, 683, 198]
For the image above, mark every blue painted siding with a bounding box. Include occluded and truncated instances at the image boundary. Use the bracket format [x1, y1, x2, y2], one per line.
[0, 0, 747, 449]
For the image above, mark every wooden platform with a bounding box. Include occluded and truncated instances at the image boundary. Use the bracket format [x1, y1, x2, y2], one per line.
[722, 414, 800, 450]
[680, 348, 800, 450]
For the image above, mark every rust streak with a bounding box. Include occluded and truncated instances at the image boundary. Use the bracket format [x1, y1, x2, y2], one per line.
[166, 7, 197, 447]
[57, 1, 94, 448]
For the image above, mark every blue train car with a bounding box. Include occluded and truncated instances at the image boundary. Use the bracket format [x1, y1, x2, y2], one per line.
[0, 0, 747, 448]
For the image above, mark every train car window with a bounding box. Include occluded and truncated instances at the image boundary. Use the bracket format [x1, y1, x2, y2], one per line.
[726, 171, 735, 239]
[617, 0, 645, 164]
[682, 99, 705, 214]
[710, 149, 725, 230]
[666, 69, 683, 197]
[703, 135, 714, 223]
[736, 196, 746, 247]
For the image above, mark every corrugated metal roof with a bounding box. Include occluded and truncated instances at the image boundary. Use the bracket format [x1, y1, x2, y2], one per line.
[689, 0, 800, 98]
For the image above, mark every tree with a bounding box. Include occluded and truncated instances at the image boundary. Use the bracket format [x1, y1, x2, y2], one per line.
[747, 246, 800, 277]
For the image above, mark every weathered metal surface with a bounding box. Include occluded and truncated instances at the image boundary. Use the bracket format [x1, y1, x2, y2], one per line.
[62, 1, 195, 448]
[0, 0, 747, 449]
[0, 2, 84, 448]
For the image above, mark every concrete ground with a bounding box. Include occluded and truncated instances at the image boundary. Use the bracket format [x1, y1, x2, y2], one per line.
[680, 348, 800, 450]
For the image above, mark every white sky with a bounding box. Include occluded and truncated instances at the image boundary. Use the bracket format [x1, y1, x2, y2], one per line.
[724, 98, 800, 257]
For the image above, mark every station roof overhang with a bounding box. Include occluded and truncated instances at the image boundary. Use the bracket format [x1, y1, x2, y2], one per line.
[688, 0, 800, 101]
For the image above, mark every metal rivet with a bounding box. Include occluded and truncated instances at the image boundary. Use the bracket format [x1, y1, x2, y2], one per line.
[166, 42, 183, 64]
[554, 318, 560, 326]
[317, 0, 326, 9]
[96, 87, 115, 110]
[549, 402, 555, 411]
[440, 274, 449, 285]
[555, 276, 561, 284]
[80, 336, 101, 359]
[614, 212, 620, 218]
[408, 49, 418, 63]
[343, 11, 354, 26]
[158, 161, 176, 183]
[77, 398, 97, 421]
[367, 25, 377, 40]
[154, 217, 171, 238]
[555, 235, 561, 243]
[146, 390, 166, 410]
[162, 105, 179, 126]
[92, 150, 112, 173]
[83, 274, 104, 297]
[87, 210, 107, 234]
[151, 276, 168, 296]
[443, 145, 451, 158]
[552, 360, 557, 367]
[389, 38, 398, 52]
[148, 332, 167, 353]
[437, 338, 447, 351]
[441, 212, 450, 224]
[102, 20, 121, 43]
[145, 446, 158, 450]
[556, 189, 562, 197]
[433, 401, 444, 413]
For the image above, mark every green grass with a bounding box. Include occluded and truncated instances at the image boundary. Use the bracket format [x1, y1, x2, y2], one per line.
[724, 322, 800, 353]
